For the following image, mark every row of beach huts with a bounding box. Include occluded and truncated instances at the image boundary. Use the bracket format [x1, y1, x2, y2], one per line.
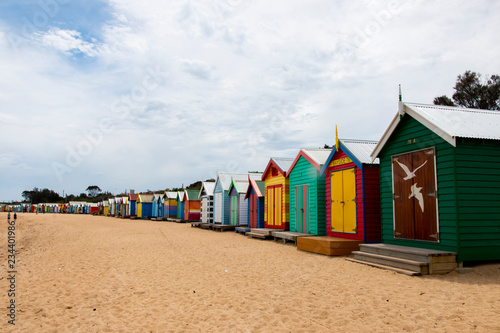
[4, 101, 500, 275]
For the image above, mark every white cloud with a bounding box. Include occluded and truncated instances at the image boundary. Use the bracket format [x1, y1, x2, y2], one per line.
[33, 27, 98, 57]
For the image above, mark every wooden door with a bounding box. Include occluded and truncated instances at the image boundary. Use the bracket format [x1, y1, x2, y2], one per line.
[267, 187, 274, 225]
[250, 194, 257, 228]
[266, 185, 283, 227]
[201, 197, 208, 222]
[295, 185, 309, 233]
[274, 186, 282, 226]
[184, 201, 189, 220]
[214, 193, 222, 223]
[392, 148, 438, 241]
[230, 195, 238, 226]
[330, 168, 357, 233]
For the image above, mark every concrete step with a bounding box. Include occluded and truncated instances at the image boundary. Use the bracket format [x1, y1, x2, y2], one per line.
[352, 251, 428, 274]
[346, 258, 421, 276]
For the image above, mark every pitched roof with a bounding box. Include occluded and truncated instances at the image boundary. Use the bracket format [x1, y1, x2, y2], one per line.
[198, 181, 216, 199]
[176, 191, 184, 201]
[320, 139, 378, 176]
[164, 191, 177, 199]
[261, 157, 295, 180]
[137, 194, 154, 202]
[371, 102, 500, 159]
[184, 189, 200, 201]
[244, 179, 266, 199]
[216, 172, 263, 191]
[288, 148, 332, 174]
[128, 193, 138, 201]
[227, 178, 250, 195]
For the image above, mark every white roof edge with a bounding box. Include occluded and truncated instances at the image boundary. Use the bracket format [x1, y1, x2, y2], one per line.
[370, 112, 400, 160]
[405, 103, 456, 146]
[370, 102, 458, 160]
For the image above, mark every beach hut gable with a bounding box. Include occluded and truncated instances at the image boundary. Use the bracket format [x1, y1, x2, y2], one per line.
[288, 148, 332, 236]
[262, 157, 294, 230]
[164, 191, 178, 218]
[372, 102, 500, 262]
[321, 138, 381, 242]
[183, 189, 201, 221]
[198, 182, 215, 223]
[245, 177, 266, 229]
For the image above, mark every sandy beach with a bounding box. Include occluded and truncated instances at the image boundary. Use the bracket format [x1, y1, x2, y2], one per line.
[1, 212, 499, 332]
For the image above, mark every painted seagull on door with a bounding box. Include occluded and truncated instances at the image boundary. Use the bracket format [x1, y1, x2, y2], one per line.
[395, 160, 428, 180]
[408, 183, 425, 212]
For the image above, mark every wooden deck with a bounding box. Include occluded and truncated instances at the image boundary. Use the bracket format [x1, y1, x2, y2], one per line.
[297, 236, 363, 256]
[348, 243, 458, 276]
[235, 227, 251, 234]
[272, 231, 314, 244]
[246, 228, 275, 239]
[212, 224, 236, 232]
[190, 222, 202, 228]
[200, 223, 213, 230]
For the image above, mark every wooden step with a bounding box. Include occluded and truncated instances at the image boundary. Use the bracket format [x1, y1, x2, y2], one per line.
[247, 232, 269, 239]
[297, 237, 363, 256]
[235, 227, 250, 234]
[346, 258, 421, 276]
[249, 228, 275, 236]
[359, 244, 456, 263]
[352, 251, 428, 274]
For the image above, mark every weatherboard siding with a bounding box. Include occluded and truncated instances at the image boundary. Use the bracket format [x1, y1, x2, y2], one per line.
[454, 139, 500, 261]
[325, 151, 365, 241]
[263, 171, 290, 227]
[289, 156, 326, 236]
[378, 115, 458, 252]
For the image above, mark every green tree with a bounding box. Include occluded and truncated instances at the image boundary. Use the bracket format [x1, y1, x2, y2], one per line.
[434, 70, 500, 110]
[86, 185, 102, 198]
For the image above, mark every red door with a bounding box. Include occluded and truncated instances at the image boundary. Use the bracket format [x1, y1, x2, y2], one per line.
[250, 194, 257, 228]
[392, 148, 438, 241]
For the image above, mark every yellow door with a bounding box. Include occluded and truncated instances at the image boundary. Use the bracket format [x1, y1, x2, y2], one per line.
[137, 202, 142, 218]
[330, 171, 344, 232]
[330, 168, 357, 233]
[267, 188, 274, 225]
[343, 168, 357, 233]
[274, 186, 282, 227]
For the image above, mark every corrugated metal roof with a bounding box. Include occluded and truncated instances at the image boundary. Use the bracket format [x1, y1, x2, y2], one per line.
[406, 103, 500, 140]
[184, 189, 199, 201]
[371, 102, 500, 160]
[202, 182, 215, 196]
[341, 139, 379, 164]
[272, 157, 295, 173]
[302, 148, 332, 166]
[138, 194, 154, 202]
[236, 180, 250, 193]
[164, 191, 177, 199]
[217, 172, 263, 190]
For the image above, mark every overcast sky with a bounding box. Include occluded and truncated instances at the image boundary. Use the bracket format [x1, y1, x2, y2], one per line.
[1, 0, 499, 201]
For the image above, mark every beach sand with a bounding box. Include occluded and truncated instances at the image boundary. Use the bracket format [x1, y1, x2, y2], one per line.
[0, 212, 499, 332]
